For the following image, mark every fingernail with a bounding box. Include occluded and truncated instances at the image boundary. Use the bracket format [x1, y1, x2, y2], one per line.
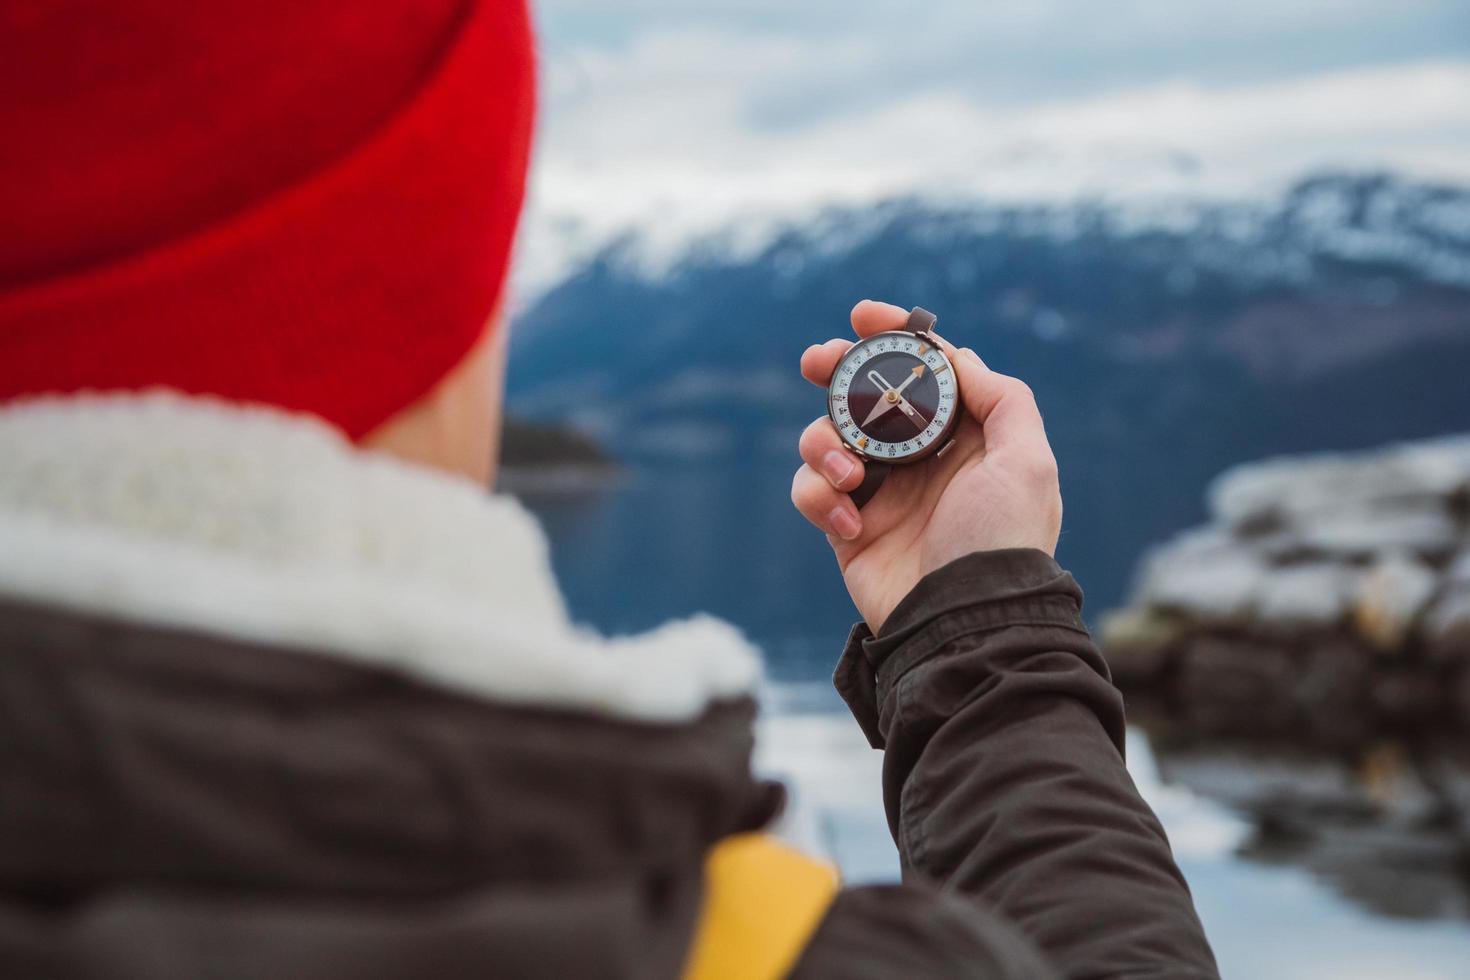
[822, 450, 856, 488]
[961, 347, 985, 367]
[829, 506, 861, 540]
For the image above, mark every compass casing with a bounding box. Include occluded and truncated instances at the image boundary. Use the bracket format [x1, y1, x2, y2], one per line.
[826, 329, 960, 465]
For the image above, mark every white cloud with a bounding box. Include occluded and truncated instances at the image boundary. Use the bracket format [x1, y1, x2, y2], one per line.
[513, 2, 1470, 296]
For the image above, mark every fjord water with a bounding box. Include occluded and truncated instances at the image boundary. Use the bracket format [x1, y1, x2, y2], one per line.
[510, 459, 1470, 980]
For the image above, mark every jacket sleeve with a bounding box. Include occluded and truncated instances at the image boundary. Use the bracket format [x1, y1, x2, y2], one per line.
[789, 882, 1057, 980]
[831, 549, 1219, 979]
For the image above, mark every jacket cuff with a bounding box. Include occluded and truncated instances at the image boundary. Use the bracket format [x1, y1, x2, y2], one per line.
[833, 549, 1090, 749]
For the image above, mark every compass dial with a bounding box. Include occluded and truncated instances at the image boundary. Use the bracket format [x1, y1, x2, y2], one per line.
[827, 330, 960, 463]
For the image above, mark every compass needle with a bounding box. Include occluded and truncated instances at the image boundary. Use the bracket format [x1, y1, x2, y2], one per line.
[861, 398, 894, 427]
[861, 370, 901, 427]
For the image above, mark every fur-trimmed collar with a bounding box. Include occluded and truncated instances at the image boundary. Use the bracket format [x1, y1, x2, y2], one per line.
[0, 391, 761, 720]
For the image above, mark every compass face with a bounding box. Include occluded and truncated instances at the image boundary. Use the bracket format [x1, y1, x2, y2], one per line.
[827, 331, 959, 463]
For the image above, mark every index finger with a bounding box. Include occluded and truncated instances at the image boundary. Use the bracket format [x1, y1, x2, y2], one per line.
[801, 300, 923, 388]
[800, 338, 853, 387]
[850, 299, 911, 337]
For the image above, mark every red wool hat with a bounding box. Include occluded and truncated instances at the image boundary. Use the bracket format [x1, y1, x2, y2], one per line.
[0, 0, 536, 439]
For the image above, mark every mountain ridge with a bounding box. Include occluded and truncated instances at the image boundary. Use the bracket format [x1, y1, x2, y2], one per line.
[507, 170, 1470, 611]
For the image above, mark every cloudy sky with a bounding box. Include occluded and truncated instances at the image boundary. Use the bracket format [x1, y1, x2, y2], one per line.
[518, 0, 1470, 288]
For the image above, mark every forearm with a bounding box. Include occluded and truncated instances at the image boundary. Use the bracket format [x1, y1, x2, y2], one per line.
[834, 549, 1218, 979]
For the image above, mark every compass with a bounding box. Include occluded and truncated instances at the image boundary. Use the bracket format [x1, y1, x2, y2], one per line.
[826, 307, 960, 507]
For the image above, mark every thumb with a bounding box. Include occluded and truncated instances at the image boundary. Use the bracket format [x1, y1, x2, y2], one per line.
[951, 347, 1049, 454]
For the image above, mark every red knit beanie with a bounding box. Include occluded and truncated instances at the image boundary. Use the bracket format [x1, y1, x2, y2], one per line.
[0, 0, 535, 439]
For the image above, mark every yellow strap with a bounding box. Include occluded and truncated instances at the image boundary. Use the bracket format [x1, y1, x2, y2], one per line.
[682, 833, 840, 980]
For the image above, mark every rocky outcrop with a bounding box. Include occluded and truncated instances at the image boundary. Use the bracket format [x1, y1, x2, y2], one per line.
[497, 416, 619, 496]
[1139, 729, 1470, 921]
[1103, 434, 1470, 737]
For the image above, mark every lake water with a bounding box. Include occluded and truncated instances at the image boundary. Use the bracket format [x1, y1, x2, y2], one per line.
[508, 460, 1470, 979]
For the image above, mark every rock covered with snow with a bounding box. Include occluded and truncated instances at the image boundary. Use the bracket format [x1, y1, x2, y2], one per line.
[1427, 549, 1470, 661]
[1104, 434, 1470, 729]
[1207, 435, 1470, 533]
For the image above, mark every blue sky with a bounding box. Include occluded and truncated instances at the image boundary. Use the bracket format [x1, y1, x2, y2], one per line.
[538, 0, 1469, 99]
[516, 1, 1470, 290]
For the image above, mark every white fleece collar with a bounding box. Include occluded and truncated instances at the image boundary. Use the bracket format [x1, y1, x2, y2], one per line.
[0, 391, 760, 721]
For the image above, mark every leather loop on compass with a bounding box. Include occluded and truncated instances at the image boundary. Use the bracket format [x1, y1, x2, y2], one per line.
[905, 306, 937, 334]
[849, 461, 891, 510]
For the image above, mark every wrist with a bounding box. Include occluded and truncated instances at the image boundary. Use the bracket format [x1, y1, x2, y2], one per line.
[834, 549, 1091, 748]
[881, 548, 1081, 639]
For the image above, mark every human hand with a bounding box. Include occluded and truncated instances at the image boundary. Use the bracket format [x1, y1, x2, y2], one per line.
[791, 300, 1063, 633]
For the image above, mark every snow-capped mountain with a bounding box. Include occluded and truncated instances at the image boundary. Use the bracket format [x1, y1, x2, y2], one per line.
[520, 171, 1470, 301]
[507, 172, 1470, 610]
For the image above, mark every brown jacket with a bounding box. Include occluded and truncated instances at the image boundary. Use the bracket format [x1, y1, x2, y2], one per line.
[0, 394, 1217, 978]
